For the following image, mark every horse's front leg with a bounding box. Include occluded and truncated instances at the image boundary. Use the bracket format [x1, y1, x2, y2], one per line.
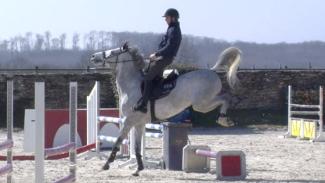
[132, 124, 145, 176]
[102, 122, 131, 170]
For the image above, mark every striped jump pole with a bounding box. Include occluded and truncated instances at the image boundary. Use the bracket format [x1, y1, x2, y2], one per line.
[0, 80, 14, 183]
[35, 82, 77, 183]
[195, 149, 218, 158]
[315, 86, 325, 141]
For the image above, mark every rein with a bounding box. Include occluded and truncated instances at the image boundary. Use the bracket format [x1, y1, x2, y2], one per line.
[101, 49, 149, 66]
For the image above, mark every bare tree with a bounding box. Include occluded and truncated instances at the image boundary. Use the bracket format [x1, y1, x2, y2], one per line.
[15, 36, 22, 52]
[17, 36, 30, 52]
[98, 31, 105, 50]
[0, 40, 9, 51]
[9, 37, 18, 53]
[51, 38, 60, 50]
[72, 33, 80, 50]
[20, 36, 30, 51]
[85, 31, 97, 50]
[24, 32, 33, 51]
[44, 31, 51, 50]
[59, 33, 66, 50]
[34, 34, 44, 51]
[104, 32, 113, 49]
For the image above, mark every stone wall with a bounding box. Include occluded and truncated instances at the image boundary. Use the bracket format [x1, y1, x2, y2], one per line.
[234, 70, 325, 109]
[1, 70, 325, 127]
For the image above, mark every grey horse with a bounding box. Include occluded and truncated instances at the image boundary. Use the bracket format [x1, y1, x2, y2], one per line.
[90, 43, 242, 176]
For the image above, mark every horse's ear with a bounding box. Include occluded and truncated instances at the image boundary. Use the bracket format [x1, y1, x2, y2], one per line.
[122, 42, 129, 51]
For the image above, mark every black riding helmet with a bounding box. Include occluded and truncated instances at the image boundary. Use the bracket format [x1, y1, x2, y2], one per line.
[163, 8, 179, 19]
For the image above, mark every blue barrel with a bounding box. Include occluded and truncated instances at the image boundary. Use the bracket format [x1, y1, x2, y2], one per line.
[163, 122, 192, 170]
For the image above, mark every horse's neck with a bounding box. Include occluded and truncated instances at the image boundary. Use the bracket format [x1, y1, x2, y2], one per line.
[116, 62, 142, 96]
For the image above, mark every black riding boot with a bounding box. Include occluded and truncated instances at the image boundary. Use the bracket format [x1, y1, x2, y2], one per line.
[133, 80, 152, 113]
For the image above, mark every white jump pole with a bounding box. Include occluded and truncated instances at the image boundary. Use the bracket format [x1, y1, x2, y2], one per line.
[320, 86, 323, 135]
[86, 81, 99, 152]
[35, 82, 45, 183]
[315, 86, 325, 142]
[69, 82, 77, 181]
[287, 85, 292, 137]
[319, 86, 323, 133]
[0, 80, 14, 183]
[6, 80, 13, 183]
[95, 82, 101, 155]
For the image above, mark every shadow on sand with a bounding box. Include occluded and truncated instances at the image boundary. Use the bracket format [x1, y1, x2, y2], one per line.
[189, 127, 263, 136]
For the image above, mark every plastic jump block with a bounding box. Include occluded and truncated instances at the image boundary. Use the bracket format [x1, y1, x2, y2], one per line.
[216, 150, 246, 181]
[303, 120, 316, 139]
[291, 119, 302, 137]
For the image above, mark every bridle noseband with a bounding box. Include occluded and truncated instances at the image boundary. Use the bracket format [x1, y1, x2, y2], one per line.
[101, 47, 135, 67]
[100, 47, 150, 72]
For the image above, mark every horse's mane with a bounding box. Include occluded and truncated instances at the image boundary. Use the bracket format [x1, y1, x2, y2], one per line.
[128, 46, 146, 70]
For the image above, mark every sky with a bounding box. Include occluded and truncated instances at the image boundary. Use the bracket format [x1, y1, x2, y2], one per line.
[0, 0, 324, 44]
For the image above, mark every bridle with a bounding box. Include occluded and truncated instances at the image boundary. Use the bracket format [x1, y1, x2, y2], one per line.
[100, 47, 150, 69]
[101, 47, 135, 67]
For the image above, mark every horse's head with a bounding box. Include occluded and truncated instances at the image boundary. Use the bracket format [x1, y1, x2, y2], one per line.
[90, 42, 129, 69]
[89, 42, 145, 70]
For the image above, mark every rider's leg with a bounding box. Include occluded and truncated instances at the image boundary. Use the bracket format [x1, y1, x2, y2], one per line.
[133, 59, 171, 112]
[133, 79, 153, 113]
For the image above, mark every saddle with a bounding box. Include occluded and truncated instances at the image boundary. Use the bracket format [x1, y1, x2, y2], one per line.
[140, 69, 179, 122]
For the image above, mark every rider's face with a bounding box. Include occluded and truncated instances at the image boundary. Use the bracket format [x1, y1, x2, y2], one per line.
[165, 16, 172, 25]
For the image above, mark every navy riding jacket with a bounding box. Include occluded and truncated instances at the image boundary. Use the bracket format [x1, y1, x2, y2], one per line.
[155, 21, 182, 59]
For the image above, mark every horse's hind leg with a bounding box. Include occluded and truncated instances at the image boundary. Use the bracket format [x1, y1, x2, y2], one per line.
[192, 93, 234, 127]
[132, 124, 145, 176]
[102, 123, 132, 170]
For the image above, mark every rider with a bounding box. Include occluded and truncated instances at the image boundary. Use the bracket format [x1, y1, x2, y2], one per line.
[133, 8, 182, 113]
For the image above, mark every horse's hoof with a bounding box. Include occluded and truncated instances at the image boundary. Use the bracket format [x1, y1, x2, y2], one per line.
[102, 163, 110, 170]
[132, 172, 139, 176]
[217, 117, 235, 127]
[132, 170, 140, 176]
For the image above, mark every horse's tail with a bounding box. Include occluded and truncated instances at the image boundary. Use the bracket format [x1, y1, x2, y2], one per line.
[211, 47, 242, 90]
